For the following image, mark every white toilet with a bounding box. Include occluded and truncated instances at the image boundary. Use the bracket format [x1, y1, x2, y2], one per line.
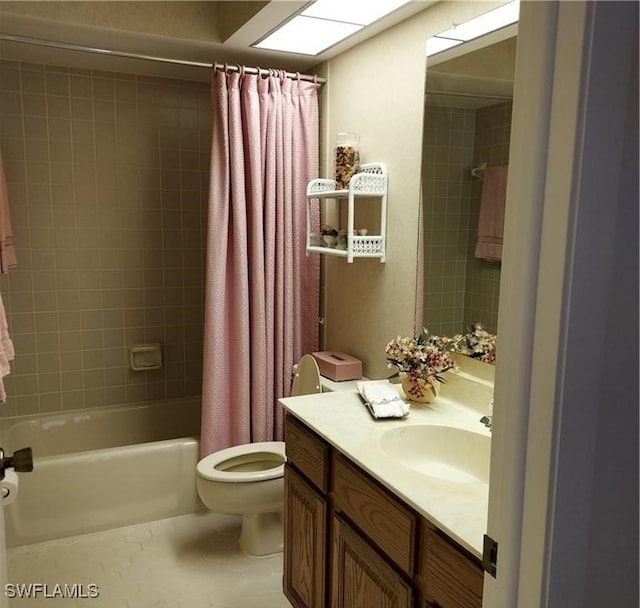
[196, 354, 322, 556]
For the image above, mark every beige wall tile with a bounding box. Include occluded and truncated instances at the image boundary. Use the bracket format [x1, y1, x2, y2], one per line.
[2, 60, 206, 416]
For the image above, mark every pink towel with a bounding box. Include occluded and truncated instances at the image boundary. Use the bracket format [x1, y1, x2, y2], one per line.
[0, 148, 16, 402]
[0, 148, 17, 273]
[474, 164, 508, 262]
[0, 294, 14, 402]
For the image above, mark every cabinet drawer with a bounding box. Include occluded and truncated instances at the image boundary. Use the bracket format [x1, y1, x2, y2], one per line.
[418, 526, 483, 608]
[331, 452, 417, 575]
[285, 414, 330, 494]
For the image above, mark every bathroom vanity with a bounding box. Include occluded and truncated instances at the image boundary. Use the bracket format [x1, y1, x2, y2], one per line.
[279, 373, 492, 608]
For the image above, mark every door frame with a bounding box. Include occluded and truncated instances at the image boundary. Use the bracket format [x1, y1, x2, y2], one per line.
[485, 1, 638, 606]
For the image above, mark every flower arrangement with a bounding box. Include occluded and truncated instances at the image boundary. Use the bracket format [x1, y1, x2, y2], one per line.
[320, 224, 338, 237]
[433, 323, 497, 365]
[385, 329, 455, 401]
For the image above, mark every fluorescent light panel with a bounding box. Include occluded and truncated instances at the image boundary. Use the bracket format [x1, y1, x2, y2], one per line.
[253, 0, 411, 56]
[254, 16, 361, 56]
[426, 0, 520, 57]
[302, 0, 411, 26]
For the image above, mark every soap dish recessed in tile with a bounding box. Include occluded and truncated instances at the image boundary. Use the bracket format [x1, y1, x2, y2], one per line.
[129, 343, 162, 371]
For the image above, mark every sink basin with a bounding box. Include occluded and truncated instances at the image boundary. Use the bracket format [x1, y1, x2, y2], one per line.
[380, 424, 490, 484]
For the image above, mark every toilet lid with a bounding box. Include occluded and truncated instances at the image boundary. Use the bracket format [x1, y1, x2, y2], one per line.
[197, 441, 285, 483]
[291, 354, 321, 397]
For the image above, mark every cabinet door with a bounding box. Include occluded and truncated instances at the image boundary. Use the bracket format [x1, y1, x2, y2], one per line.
[418, 527, 483, 608]
[284, 465, 327, 608]
[331, 515, 413, 608]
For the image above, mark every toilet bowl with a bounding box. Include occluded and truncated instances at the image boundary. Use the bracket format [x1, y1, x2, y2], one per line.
[197, 441, 286, 556]
[196, 354, 322, 556]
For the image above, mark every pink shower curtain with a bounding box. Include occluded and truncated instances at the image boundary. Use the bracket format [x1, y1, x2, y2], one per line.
[200, 69, 320, 456]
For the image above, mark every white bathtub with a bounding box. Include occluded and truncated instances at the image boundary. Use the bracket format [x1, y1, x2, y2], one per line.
[0, 397, 204, 547]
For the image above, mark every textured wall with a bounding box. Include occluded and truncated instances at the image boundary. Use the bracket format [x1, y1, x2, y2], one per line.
[320, 1, 504, 378]
[0, 2, 221, 42]
[0, 59, 210, 418]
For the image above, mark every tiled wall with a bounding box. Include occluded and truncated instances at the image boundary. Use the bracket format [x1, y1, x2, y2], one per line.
[422, 100, 512, 337]
[422, 105, 477, 337]
[463, 101, 512, 333]
[0, 60, 210, 418]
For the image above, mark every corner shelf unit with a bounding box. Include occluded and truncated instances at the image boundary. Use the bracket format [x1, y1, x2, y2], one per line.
[306, 162, 387, 263]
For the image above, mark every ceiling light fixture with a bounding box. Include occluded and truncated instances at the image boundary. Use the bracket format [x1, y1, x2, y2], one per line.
[426, 0, 520, 57]
[254, 0, 411, 56]
[302, 0, 411, 27]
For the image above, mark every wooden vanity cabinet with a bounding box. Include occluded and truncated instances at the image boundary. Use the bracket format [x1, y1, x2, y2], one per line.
[283, 413, 484, 608]
[284, 466, 327, 608]
[284, 415, 330, 608]
[331, 452, 417, 575]
[331, 452, 417, 607]
[331, 514, 413, 608]
[417, 525, 484, 608]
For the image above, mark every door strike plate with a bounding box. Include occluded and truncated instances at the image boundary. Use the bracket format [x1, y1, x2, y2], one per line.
[483, 534, 498, 578]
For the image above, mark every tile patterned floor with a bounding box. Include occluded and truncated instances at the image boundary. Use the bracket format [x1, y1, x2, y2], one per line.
[7, 511, 292, 607]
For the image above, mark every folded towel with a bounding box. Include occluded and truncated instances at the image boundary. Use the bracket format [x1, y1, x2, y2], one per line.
[475, 164, 508, 262]
[356, 381, 410, 419]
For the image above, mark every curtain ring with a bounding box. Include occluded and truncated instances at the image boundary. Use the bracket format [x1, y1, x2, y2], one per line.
[224, 62, 229, 73]
[313, 74, 318, 84]
[296, 72, 301, 81]
[239, 64, 245, 77]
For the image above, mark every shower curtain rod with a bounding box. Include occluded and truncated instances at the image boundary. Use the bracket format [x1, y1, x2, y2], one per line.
[0, 33, 326, 84]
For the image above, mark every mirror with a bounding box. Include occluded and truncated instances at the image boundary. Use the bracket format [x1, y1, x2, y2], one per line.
[421, 36, 517, 346]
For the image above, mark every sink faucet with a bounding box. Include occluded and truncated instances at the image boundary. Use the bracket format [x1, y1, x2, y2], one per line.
[480, 415, 493, 431]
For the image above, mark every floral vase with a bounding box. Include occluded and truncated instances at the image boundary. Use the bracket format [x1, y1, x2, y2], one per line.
[401, 376, 440, 404]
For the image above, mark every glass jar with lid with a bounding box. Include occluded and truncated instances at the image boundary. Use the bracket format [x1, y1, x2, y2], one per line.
[335, 132, 360, 190]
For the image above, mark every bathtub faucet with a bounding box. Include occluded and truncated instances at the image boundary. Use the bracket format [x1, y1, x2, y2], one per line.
[0, 446, 33, 480]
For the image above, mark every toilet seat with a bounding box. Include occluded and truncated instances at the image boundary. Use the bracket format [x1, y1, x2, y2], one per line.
[197, 441, 285, 483]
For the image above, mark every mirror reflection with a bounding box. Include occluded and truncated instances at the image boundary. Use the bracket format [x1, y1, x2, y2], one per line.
[421, 36, 517, 341]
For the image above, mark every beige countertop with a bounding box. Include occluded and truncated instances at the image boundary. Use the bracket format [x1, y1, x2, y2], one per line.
[279, 370, 493, 559]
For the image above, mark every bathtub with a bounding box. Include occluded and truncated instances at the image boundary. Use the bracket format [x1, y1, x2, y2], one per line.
[0, 397, 204, 548]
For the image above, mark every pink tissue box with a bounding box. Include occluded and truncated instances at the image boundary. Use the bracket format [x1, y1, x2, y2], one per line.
[312, 351, 362, 382]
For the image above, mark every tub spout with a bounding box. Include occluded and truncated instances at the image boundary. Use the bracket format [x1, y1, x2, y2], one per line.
[0, 446, 33, 480]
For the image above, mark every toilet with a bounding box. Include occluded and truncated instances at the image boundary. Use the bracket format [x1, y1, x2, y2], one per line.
[196, 354, 322, 556]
